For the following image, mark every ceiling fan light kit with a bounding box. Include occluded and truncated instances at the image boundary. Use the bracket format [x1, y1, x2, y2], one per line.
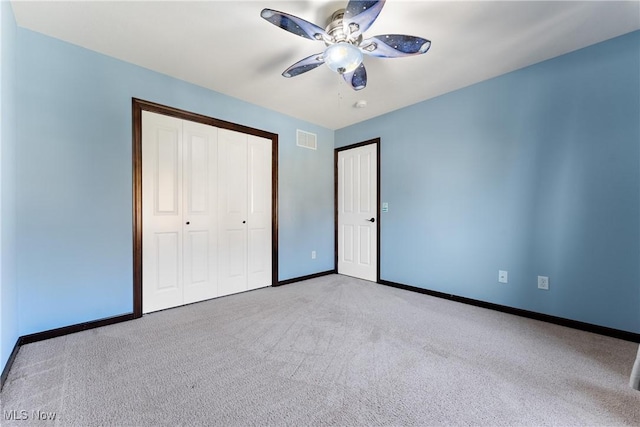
[261, 0, 431, 91]
[324, 43, 363, 75]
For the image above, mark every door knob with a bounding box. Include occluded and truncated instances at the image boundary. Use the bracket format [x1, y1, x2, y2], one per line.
[242, 221, 246, 224]
[186, 221, 190, 225]
[367, 218, 375, 223]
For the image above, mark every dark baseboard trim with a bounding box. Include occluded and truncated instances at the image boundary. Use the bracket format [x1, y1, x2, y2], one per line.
[379, 279, 640, 343]
[277, 270, 336, 286]
[21, 313, 136, 345]
[1, 312, 135, 390]
[1, 337, 22, 390]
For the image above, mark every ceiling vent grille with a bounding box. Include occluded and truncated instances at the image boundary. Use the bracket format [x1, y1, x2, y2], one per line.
[296, 130, 317, 150]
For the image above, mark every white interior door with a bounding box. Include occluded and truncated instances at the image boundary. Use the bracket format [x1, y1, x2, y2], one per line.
[142, 111, 184, 313]
[218, 129, 249, 296]
[143, 111, 272, 312]
[182, 120, 218, 305]
[217, 130, 272, 295]
[143, 111, 219, 313]
[338, 143, 378, 282]
[247, 135, 272, 291]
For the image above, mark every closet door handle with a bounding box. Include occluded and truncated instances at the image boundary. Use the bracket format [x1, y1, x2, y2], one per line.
[186, 221, 190, 225]
[242, 221, 246, 224]
[367, 218, 375, 223]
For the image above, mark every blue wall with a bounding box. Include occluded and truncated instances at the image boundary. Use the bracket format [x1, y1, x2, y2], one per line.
[15, 28, 335, 336]
[1, 0, 18, 374]
[336, 31, 640, 333]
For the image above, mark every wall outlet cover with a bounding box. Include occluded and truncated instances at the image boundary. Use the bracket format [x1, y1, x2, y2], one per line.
[538, 276, 549, 290]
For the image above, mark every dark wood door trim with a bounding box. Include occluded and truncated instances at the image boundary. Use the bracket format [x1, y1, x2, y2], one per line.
[132, 98, 279, 317]
[334, 138, 381, 283]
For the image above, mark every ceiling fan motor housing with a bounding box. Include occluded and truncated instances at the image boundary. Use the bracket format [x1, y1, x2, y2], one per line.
[325, 9, 362, 47]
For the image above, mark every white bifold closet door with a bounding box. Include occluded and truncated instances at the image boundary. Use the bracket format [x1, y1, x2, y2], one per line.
[142, 111, 271, 314]
[217, 129, 272, 296]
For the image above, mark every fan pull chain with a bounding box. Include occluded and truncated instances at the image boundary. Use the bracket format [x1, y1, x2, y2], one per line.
[337, 76, 347, 111]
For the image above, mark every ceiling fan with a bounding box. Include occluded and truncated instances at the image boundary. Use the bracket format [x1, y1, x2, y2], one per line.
[260, 0, 431, 91]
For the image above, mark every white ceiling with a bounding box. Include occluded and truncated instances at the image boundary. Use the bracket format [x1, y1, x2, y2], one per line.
[10, 1, 640, 130]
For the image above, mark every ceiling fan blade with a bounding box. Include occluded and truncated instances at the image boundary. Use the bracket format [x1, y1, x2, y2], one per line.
[261, 9, 328, 41]
[360, 34, 431, 58]
[343, 1, 385, 36]
[282, 53, 325, 78]
[342, 63, 367, 91]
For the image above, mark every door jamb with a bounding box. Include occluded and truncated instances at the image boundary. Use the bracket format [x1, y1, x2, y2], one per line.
[132, 98, 279, 318]
[334, 138, 381, 283]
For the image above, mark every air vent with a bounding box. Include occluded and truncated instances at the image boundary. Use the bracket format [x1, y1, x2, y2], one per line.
[296, 129, 317, 150]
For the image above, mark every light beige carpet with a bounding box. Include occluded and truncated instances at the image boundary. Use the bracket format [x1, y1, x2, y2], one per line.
[1, 274, 639, 426]
[631, 347, 640, 390]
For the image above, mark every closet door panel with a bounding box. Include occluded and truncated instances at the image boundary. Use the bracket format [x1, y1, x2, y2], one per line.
[218, 129, 248, 296]
[142, 111, 184, 313]
[156, 232, 180, 290]
[183, 121, 219, 304]
[247, 136, 272, 290]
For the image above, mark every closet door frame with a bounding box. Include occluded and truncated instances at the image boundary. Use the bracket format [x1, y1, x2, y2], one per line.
[132, 98, 279, 318]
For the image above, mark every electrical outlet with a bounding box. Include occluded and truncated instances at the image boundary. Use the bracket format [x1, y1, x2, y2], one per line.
[498, 270, 508, 283]
[538, 276, 549, 290]
[311, 250, 316, 259]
